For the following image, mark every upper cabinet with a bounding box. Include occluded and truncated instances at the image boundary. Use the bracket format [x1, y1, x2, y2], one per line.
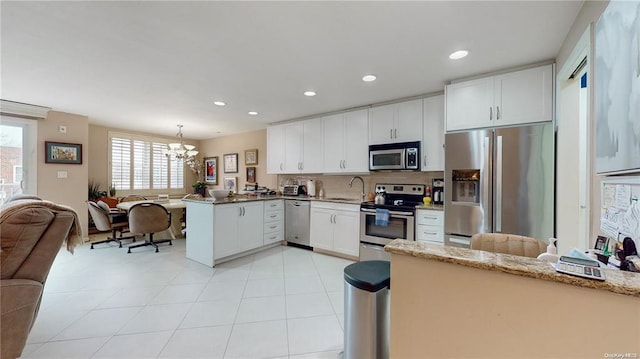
[369, 99, 423, 145]
[422, 95, 445, 171]
[266, 118, 323, 174]
[445, 64, 553, 132]
[322, 109, 369, 173]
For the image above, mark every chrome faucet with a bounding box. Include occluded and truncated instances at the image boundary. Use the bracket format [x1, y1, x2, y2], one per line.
[348, 176, 365, 202]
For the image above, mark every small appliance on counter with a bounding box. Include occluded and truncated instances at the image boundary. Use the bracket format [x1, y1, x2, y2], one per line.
[432, 178, 444, 205]
[282, 184, 307, 196]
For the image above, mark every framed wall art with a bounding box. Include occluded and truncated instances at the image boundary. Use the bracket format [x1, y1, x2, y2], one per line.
[224, 153, 238, 173]
[246, 166, 256, 183]
[45, 141, 82, 164]
[204, 156, 218, 185]
[245, 149, 258, 165]
[224, 177, 237, 193]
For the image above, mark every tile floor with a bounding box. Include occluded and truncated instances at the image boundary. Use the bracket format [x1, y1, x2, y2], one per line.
[20, 235, 353, 358]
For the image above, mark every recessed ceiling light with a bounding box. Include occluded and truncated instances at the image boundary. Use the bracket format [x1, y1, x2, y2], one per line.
[248, 111, 258, 116]
[362, 75, 377, 82]
[449, 50, 469, 60]
[213, 101, 226, 106]
[304, 91, 316, 97]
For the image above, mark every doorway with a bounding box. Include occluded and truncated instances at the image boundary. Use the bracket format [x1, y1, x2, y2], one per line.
[0, 117, 38, 203]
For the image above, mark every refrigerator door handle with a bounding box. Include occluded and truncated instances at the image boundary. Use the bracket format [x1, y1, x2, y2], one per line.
[496, 135, 503, 232]
[483, 136, 491, 232]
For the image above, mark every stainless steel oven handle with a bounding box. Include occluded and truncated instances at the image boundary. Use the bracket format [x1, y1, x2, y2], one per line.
[360, 208, 414, 217]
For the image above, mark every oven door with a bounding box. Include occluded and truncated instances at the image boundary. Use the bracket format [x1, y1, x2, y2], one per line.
[360, 209, 415, 245]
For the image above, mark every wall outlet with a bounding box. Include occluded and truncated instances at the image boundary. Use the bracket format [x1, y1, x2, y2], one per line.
[59, 125, 66, 133]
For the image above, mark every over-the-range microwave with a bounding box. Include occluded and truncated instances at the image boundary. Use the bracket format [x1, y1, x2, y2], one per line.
[369, 141, 420, 171]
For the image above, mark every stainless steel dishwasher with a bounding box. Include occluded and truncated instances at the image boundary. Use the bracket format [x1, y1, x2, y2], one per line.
[285, 200, 310, 247]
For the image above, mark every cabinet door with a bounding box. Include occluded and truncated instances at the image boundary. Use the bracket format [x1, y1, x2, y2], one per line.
[494, 64, 553, 126]
[446, 77, 494, 131]
[395, 99, 423, 143]
[322, 113, 346, 173]
[343, 109, 369, 173]
[284, 122, 303, 173]
[422, 95, 445, 171]
[310, 207, 334, 251]
[238, 202, 264, 251]
[214, 204, 240, 259]
[332, 210, 360, 257]
[267, 125, 285, 174]
[302, 118, 323, 173]
[369, 104, 395, 145]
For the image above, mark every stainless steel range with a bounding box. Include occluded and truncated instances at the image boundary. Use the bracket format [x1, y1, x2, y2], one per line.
[359, 183, 424, 261]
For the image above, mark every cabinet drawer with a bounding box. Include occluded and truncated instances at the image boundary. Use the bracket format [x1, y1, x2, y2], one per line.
[264, 200, 284, 211]
[416, 224, 443, 243]
[416, 210, 443, 226]
[264, 210, 284, 222]
[264, 221, 283, 234]
[264, 230, 283, 244]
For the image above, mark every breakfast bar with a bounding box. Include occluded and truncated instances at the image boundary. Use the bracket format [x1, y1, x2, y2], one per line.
[385, 240, 640, 359]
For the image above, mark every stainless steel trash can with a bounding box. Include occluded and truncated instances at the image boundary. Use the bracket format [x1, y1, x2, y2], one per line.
[343, 260, 390, 359]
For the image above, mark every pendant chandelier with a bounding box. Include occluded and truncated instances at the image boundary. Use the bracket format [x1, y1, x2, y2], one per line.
[165, 124, 198, 161]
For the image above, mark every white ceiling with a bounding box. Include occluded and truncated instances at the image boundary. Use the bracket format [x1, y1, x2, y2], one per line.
[1, 1, 583, 140]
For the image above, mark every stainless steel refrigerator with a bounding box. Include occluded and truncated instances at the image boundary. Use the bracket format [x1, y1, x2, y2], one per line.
[444, 123, 554, 247]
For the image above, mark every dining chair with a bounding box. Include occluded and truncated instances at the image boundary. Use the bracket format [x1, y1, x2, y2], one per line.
[126, 202, 172, 253]
[87, 201, 136, 248]
[470, 233, 547, 258]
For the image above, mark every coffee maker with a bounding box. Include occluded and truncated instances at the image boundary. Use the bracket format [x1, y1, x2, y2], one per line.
[432, 178, 444, 205]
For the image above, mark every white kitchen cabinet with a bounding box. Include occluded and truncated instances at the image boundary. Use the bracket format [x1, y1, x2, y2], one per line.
[310, 202, 359, 258]
[369, 99, 423, 145]
[214, 201, 264, 259]
[416, 209, 444, 245]
[267, 118, 323, 174]
[263, 199, 284, 245]
[322, 109, 369, 173]
[445, 64, 553, 131]
[267, 125, 285, 174]
[422, 95, 445, 171]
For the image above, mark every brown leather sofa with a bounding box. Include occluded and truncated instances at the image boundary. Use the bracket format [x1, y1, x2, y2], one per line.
[0, 198, 82, 359]
[470, 232, 547, 258]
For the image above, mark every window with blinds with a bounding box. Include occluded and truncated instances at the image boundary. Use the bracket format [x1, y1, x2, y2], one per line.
[110, 133, 184, 191]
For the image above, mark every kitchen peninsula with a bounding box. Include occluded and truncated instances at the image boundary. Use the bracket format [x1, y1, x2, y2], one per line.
[386, 240, 640, 359]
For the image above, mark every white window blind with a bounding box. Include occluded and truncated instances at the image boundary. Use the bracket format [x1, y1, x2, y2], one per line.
[109, 133, 184, 191]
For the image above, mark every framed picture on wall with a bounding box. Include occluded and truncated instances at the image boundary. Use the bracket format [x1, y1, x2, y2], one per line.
[245, 149, 258, 165]
[246, 166, 256, 183]
[45, 141, 82, 164]
[224, 153, 238, 173]
[204, 156, 218, 185]
[224, 177, 237, 193]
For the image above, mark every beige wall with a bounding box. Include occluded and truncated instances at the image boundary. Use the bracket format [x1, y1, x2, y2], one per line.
[37, 111, 90, 236]
[199, 129, 277, 193]
[88, 124, 201, 197]
[556, 0, 608, 72]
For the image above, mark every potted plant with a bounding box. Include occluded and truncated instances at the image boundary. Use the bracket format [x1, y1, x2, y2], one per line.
[109, 184, 116, 197]
[192, 181, 206, 196]
[88, 180, 101, 201]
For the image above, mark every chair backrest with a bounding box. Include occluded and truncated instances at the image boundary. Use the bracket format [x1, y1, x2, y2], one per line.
[1, 199, 80, 359]
[120, 195, 147, 202]
[128, 203, 170, 235]
[87, 201, 112, 231]
[470, 233, 547, 258]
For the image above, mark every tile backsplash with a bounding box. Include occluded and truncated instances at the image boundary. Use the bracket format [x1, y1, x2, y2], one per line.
[278, 171, 444, 199]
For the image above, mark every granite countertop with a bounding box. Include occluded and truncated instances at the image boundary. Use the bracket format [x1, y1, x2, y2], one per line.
[415, 204, 444, 211]
[183, 195, 362, 205]
[385, 239, 640, 297]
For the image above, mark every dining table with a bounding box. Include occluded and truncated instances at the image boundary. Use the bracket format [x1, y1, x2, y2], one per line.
[116, 199, 186, 239]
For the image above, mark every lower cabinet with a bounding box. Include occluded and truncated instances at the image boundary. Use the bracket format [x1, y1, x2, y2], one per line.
[214, 201, 264, 260]
[263, 199, 284, 245]
[310, 202, 359, 258]
[416, 209, 444, 245]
